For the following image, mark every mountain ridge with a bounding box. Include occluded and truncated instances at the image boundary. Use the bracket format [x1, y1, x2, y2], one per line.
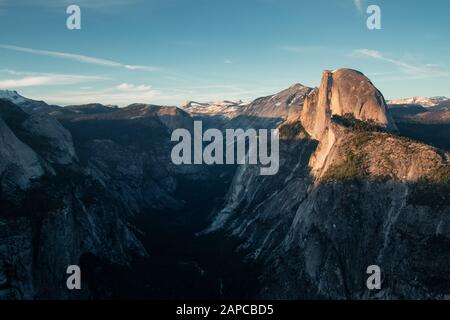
[205, 68, 450, 299]
[389, 96, 449, 107]
[1, 69, 449, 299]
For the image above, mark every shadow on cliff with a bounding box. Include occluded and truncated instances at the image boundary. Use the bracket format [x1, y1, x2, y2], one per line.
[2, 109, 448, 299]
[52, 114, 291, 299]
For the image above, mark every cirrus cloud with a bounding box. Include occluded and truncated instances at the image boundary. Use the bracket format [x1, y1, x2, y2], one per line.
[353, 49, 450, 80]
[0, 72, 106, 89]
[0, 44, 159, 72]
[33, 83, 161, 106]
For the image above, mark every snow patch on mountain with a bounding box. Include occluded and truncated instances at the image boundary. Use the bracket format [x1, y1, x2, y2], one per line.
[181, 100, 245, 118]
[0, 90, 28, 104]
[389, 96, 449, 107]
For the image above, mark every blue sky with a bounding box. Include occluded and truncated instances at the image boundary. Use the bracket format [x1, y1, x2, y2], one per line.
[0, 0, 449, 106]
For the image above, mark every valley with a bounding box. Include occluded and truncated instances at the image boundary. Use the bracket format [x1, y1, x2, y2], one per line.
[0, 69, 449, 300]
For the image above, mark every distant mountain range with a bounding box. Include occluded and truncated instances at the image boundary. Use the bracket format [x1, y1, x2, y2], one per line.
[389, 96, 449, 107]
[385, 95, 450, 150]
[0, 69, 449, 300]
[180, 100, 245, 118]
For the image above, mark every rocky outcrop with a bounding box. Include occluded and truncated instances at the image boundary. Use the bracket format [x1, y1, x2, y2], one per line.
[0, 90, 60, 114]
[154, 105, 193, 132]
[181, 85, 312, 130]
[0, 179, 147, 299]
[301, 69, 397, 140]
[206, 69, 450, 299]
[2, 75, 449, 300]
[0, 99, 147, 299]
[0, 98, 76, 166]
[21, 113, 77, 165]
[240, 84, 312, 123]
[230, 84, 312, 130]
[0, 116, 44, 189]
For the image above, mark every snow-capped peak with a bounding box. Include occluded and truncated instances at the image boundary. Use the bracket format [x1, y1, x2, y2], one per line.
[0, 90, 28, 104]
[180, 100, 245, 118]
[389, 96, 449, 107]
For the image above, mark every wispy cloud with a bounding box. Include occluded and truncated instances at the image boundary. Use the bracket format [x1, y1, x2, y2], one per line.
[353, 49, 450, 79]
[31, 82, 277, 107]
[0, 44, 159, 72]
[0, 70, 106, 89]
[115, 83, 152, 91]
[224, 59, 233, 64]
[33, 83, 160, 106]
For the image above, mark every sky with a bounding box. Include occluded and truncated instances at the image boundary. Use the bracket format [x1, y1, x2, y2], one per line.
[0, 0, 449, 106]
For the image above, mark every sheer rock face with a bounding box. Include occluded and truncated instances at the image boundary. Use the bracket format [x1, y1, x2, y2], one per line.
[301, 69, 397, 140]
[0, 116, 44, 189]
[238, 84, 313, 124]
[206, 69, 450, 299]
[21, 113, 77, 165]
[207, 128, 450, 299]
[0, 192, 147, 299]
[0, 100, 147, 299]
